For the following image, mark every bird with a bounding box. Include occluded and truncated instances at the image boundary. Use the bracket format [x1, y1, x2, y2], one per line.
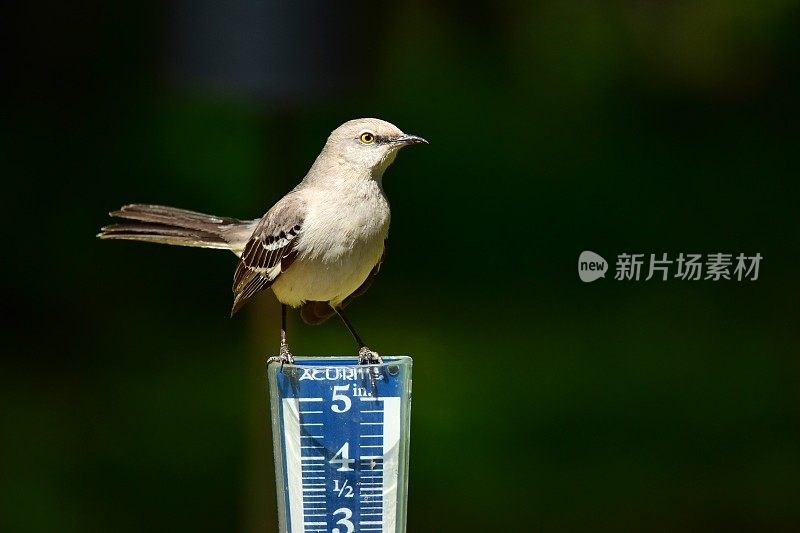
[98, 118, 427, 365]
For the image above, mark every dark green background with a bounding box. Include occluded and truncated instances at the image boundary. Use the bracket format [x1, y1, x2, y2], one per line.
[4, 2, 799, 531]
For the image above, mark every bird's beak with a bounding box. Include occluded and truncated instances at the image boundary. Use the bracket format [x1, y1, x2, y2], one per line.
[393, 134, 428, 146]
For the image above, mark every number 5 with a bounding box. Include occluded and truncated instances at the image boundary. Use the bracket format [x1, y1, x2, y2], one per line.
[331, 385, 351, 413]
[332, 507, 354, 533]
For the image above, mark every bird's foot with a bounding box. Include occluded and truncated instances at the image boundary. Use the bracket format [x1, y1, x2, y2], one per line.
[267, 343, 295, 368]
[358, 347, 382, 399]
[358, 346, 383, 365]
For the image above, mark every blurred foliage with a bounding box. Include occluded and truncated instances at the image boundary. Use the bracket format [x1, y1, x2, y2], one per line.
[3, 1, 800, 531]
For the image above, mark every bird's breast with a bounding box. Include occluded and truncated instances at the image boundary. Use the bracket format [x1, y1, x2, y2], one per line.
[297, 182, 390, 261]
[270, 182, 390, 307]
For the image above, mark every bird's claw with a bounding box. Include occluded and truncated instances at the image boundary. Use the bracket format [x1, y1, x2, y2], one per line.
[358, 346, 382, 365]
[267, 343, 295, 368]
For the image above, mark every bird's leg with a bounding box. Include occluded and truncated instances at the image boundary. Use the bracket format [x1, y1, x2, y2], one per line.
[334, 306, 382, 398]
[267, 304, 295, 367]
[334, 307, 382, 364]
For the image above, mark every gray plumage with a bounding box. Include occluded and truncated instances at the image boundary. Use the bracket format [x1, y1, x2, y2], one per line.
[99, 204, 256, 251]
[98, 118, 427, 363]
[231, 194, 305, 316]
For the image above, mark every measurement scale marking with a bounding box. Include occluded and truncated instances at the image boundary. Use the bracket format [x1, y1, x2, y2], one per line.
[299, 402, 328, 533]
[278, 362, 408, 533]
[358, 390, 387, 533]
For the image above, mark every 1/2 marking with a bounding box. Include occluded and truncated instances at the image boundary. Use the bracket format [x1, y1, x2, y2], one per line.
[333, 479, 354, 498]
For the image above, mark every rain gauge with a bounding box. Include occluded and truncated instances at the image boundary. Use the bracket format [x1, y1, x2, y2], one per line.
[268, 356, 413, 533]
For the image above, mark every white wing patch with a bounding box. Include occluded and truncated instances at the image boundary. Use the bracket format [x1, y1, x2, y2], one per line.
[230, 195, 305, 315]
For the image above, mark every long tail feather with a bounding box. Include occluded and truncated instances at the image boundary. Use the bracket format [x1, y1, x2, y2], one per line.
[98, 223, 232, 249]
[108, 204, 242, 230]
[97, 204, 257, 253]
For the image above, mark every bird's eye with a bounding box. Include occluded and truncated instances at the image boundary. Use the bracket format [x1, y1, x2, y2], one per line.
[360, 132, 375, 144]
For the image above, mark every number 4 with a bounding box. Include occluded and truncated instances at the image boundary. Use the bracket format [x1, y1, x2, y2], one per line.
[330, 443, 355, 472]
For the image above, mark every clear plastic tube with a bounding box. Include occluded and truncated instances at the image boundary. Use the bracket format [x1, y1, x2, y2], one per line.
[268, 356, 413, 533]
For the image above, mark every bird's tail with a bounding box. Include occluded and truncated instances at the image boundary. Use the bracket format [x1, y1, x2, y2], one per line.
[97, 204, 257, 254]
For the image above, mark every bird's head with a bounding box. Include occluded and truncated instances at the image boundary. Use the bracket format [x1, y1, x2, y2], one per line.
[324, 118, 427, 178]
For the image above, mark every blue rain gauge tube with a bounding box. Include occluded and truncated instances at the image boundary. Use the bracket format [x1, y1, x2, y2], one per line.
[268, 356, 413, 533]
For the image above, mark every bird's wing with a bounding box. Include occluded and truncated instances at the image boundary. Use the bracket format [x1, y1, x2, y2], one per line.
[230, 194, 305, 315]
[300, 241, 386, 325]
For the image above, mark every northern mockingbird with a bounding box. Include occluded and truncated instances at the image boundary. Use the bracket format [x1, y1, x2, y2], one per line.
[98, 118, 427, 365]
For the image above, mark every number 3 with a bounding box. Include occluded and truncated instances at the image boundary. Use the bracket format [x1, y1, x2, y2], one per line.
[332, 507, 354, 533]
